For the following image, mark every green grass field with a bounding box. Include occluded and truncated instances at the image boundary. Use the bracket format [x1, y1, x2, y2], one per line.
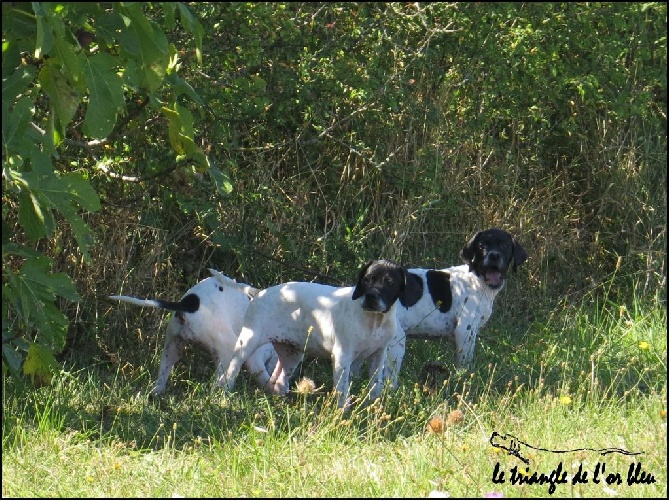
[3, 290, 667, 498]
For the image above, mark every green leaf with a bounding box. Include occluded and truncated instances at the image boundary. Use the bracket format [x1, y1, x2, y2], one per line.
[22, 262, 81, 303]
[164, 72, 204, 105]
[2, 340, 24, 374]
[163, 2, 177, 29]
[38, 61, 83, 140]
[82, 52, 124, 138]
[117, 3, 169, 92]
[23, 342, 59, 386]
[209, 165, 233, 195]
[57, 172, 102, 212]
[51, 36, 85, 88]
[2, 65, 37, 103]
[15, 149, 100, 258]
[18, 189, 50, 240]
[33, 2, 54, 59]
[1, 242, 44, 260]
[95, 11, 125, 47]
[4, 257, 74, 354]
[176, 2, 204, 64]
[3, 96, 34, 154]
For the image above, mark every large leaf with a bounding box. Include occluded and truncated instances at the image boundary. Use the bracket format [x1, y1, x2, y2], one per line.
[209, 165, 233, 196]
[38, 61, 83, 141]
[32, 2, 54, 59]
[117, 3, 169, 92]
[22, 259, 81, 303]
[13, 149, 100, 258]
[3, 257, 75, 354]
[23, 342, 59, 386]
[82, 52, 125, 138]
[3, 96, 34, 155]
[164, 72, 204, 106]
[176, 2, 204, 64]
[17, 189, 52, 241]
[2, 65, 37, 103]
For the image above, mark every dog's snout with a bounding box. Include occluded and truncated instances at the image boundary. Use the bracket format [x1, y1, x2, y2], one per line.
[361, 290, 388, 313]
[363, 291, 380, 305]
[484, 250, 504, 267]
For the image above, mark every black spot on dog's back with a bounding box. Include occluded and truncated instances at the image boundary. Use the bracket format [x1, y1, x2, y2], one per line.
[426, 270, 452, 313]
[400, 272, 424, 308]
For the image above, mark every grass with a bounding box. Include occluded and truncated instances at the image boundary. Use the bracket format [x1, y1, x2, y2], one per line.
[2, 289, 667, 498]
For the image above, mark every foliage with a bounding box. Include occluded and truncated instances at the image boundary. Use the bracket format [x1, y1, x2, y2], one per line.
[2, 2, 667, 392]
[2, 3, 207, 379]
[3, 4, 665, 495]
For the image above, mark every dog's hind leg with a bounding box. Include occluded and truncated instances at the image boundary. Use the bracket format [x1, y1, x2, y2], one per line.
[152, 318, 186, 394]
[268, 343, 304, 396]
[244, 346, 280, 394]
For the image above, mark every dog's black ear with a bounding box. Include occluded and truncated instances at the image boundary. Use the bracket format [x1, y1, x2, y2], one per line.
[400, 271, 423, 307]
[511, 238, 528, 272]
[352, 260, 374, 300]
[460, 231, 481, 265]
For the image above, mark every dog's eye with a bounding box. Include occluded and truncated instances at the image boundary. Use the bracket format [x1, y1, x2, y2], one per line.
[384, 276, 395, 287]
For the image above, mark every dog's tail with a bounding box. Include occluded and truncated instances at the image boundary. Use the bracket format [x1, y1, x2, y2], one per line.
[109, 293, 200, 314]
[209, 268, 260, 298]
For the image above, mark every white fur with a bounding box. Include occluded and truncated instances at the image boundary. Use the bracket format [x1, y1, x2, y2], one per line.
[387, 264, 499, 383]
[110, 270, 277, 394]
[385, 227, 527, 385]
[220, 261, 407, 408]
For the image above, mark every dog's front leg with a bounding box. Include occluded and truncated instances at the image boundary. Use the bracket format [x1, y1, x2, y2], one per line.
[365, 347, 387, 403]
[453, 322, 477, 368]
[331, 351, 354, 408]
[383, 329, 406, 388]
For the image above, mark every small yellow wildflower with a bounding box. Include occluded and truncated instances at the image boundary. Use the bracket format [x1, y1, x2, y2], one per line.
[559, 395, 572, 405]
[660, 410, 667, 419]
[638, 341, 650, 350]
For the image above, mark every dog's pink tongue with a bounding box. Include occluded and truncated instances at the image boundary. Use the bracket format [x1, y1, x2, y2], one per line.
[486, 271, 502, 286]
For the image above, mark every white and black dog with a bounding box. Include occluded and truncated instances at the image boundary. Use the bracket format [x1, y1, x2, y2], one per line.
[109, 270, 278, 395]
[219, 260, 422, 408]
[385, 228, 528, 385]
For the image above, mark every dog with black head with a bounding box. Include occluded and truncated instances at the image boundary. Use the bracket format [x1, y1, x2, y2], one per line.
[220, 259, 421, 408]
[385, 228, 528, 386]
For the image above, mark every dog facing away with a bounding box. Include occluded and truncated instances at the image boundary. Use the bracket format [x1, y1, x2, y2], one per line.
[219, 260, 422, 408]
[109, 270, 278, 395]
[385, 228, 528, 386]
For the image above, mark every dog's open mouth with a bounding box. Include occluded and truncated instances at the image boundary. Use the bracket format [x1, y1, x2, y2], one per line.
[485, 270, 504, 288]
